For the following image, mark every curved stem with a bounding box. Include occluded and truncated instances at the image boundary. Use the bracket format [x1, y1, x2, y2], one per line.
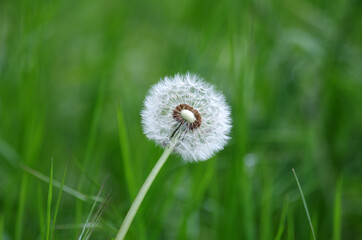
[115, 142, 176, 240]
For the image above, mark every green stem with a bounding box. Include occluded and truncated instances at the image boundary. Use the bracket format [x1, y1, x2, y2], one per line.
[115, 141, 177, 240]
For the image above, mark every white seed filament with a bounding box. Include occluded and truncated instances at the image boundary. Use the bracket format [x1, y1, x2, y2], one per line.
[180, 109, 196, 123]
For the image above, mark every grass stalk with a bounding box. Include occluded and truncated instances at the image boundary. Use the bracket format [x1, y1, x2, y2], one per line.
[15, 174, 28, 240]
[37, 185, 45, 239]
[292, 169, 316, 240]
[333, 177, 342, 240]
[84, 192, 111, 240]
[0, 213, 4, 240]
[76, 80, 105, 234]
[46, 160, 54, 240]
[274, 197, 289, 240]
[51, 164, 68, 239]
[21, 164, 102, 202]
[78, 178, 108, 240]
[287, 208, 294, 240]
[117, 102, 137, 198]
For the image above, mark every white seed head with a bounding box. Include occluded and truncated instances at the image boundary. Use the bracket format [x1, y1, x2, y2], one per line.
[141, 73, 232, 162]
[180, 109, 196, 123]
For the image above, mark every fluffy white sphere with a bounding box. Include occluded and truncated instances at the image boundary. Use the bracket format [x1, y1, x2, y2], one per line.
[141, 73, 232, 161]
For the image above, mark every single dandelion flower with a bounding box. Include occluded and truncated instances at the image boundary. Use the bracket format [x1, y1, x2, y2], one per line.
[141, 72, 231, 161]
[116, 73, 232, 240]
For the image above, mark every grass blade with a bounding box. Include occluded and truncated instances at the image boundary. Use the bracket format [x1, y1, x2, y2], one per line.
[274, 197, 289, 240]
[287, 208, 294, 240]
[15, 174, 28, 240]
[37, 185, 45, 239]
[78, 181, 105, 240]
[0, 213, 4, 240]
[84, 192, 112, 240]
[117, 101, 137, 198]
[50, 163, 68, 239]
[0, 139, 102, 202]
[333, 177, 342, 240]
[117, 102, 147, 240]
[292, 168, 316, 240]
[79, 178, 110, 240]
[20, 164, 102, 202]
[76, 79, 105, 231]
[46, 160, 54, 240]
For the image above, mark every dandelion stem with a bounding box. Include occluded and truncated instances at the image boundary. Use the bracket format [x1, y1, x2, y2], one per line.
[115, 136, 179, 240]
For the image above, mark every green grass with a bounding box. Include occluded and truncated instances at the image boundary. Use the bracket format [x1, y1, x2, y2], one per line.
[0, 0, 362, 239]
[274, 197, 289, 240]
[292, 168, 316, 240]
[333, 177, 342, 240]
[51, 163, 67, 239]
[37, 185, 45, 239]
[46, 160, 53, 240]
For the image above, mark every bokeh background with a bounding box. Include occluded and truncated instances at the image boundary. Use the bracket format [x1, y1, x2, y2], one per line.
[1, 0, 362, 239]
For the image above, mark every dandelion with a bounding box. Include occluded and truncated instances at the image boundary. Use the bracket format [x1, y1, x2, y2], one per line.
[116, 73, 231, 240]
[142, 73, 232, 161]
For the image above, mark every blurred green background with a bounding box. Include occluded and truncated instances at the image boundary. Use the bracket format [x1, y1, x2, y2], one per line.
[1, 0, 362, 239]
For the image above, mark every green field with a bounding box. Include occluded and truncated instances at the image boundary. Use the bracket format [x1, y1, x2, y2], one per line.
[1, 0, 361, 239]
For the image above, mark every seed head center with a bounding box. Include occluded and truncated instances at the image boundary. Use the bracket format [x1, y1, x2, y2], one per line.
[180, 109, 196, 123]
[172, 104, 202, 130]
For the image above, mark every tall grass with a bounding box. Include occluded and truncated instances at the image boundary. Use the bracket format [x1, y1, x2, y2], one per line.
[0, 0, 361, 239]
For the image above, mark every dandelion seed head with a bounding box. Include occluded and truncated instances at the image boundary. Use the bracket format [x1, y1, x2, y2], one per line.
[141, 73, 232, 161]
